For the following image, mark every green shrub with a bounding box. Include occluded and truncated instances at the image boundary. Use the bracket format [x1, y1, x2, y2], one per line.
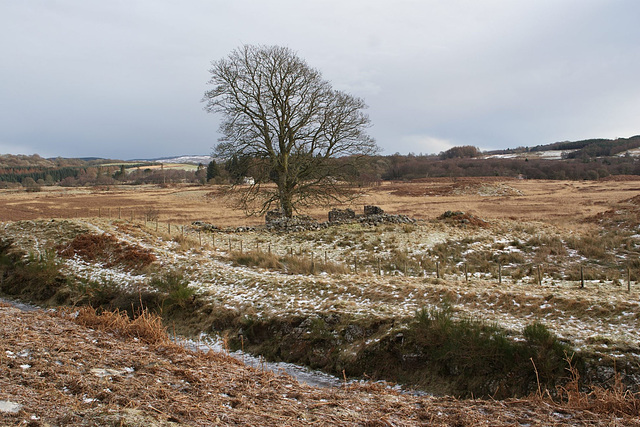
[0, 241, 68, 302]
[406, 304, 572, 396]
[149, 270, 195, 310]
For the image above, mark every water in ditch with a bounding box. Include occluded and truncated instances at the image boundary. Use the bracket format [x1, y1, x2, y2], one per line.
[2, 298, 423, 394]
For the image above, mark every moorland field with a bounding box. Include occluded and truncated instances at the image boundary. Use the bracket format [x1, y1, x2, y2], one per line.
[2, 177, 640, 425]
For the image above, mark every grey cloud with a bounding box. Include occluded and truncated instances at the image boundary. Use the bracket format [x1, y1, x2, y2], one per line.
[1, 1, 639, 158]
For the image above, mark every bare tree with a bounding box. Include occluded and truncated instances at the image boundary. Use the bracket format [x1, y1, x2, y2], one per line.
[202, 44, 379, 217]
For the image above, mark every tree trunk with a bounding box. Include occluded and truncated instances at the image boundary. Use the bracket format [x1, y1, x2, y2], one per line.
[276, 160, 294, 218]
[279, 185, 294, 217]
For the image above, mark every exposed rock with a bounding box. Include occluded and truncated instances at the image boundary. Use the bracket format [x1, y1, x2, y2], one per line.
[265, 207, 416, 232]
[191, 221, 219, 232]
[438, 211, 488, 227]
[0, 400, 22, 413]
[359, 213, 415, 226]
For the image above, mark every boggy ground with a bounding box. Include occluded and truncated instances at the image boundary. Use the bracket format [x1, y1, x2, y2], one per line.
[1, 303, 638, 426]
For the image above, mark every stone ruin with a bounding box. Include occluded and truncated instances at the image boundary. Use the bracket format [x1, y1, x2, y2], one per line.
[328, 208, 356, 222]
[264, 205, 415, 232]
[364, 205, 385, 216]
[265, 209, 285, 224]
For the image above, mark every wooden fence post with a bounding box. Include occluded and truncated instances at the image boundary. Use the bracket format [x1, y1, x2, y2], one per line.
[537, 265, 542, 286]
[118, 207, 121, 219]
[580, 266, 584, 288]
[436, 261, 440, 279]
[628, 267, 631, 292]
[464, 263, 468, 282]
[498, 262, 502, 285]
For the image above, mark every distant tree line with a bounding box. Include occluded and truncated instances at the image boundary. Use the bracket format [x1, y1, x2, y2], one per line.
[0, 166, 82, 184]
[3, 136, 640, 190]
[376, 154, 639, 181]
[2, 155, 639, 188]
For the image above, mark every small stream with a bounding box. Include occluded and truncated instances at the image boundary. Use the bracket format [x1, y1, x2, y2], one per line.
[1, 297, 422, 394]
[0, 297, 39, 312]
[176, 333, 346, 388]
[1, 298, 344, 389]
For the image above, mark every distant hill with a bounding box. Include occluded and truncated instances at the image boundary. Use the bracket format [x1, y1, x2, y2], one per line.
[485, 135, 640, 159]
[134, 155, 214, 165]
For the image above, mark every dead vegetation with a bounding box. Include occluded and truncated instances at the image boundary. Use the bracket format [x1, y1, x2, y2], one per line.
[57, 232, 156, 271]
[1, 303, 639, 426]
[552, 355, 640, 419]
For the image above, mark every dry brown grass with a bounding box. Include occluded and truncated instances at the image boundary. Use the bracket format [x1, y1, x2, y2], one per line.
[552, 355, 640, 418]
[57, 232, 156, 271]
[2, 304, 639, 426]
[1, 178, 639, 227]
[64, 305, 170, 345]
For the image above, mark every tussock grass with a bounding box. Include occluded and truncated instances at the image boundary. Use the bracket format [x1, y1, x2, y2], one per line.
[65, 305, 169, 345]
[231, 250, 283, 269]
[281, 254, 349, 275]
[229, 250, 349, 275]
[171, 233, 199, 252]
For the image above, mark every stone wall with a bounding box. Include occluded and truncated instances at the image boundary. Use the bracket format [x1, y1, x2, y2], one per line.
[265, 210, 285, 224]
[328, 208, 356, 222]
[364, 205, 385, 216]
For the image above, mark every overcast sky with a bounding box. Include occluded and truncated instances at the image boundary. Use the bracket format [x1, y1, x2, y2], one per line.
[1, 1, 639, 159]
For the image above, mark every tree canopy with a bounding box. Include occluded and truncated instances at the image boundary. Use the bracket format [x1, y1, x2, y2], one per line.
[202, 44, 378, 217]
